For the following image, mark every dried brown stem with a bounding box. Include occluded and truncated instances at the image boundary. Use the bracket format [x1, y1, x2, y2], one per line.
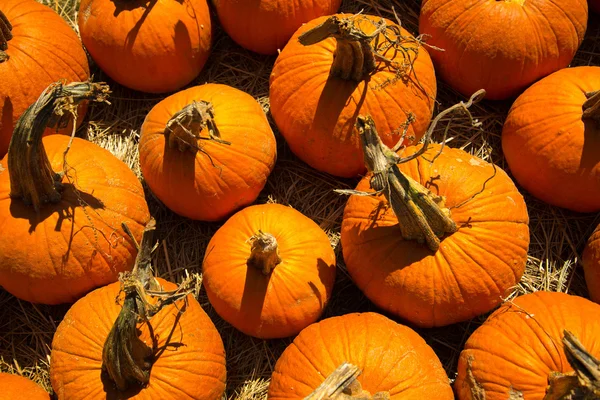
[305, 362, 390, 400]
[247, 231, 281, 275]
[7, 81, 111, 211]
[0, 10, 12, 63]
[583, 91, 600, 122]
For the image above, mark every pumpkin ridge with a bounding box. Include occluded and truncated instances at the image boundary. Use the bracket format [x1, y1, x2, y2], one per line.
[14, 34, 90, 75]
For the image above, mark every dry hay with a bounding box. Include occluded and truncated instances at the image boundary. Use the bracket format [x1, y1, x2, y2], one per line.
[1, 0, 599, 399]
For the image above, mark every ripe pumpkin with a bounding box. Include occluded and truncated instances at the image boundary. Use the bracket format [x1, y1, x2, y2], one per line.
[0, 373, 49, 399]
[502, 66, 600, 212]
[202, 203, 336, 339]
[268, 312, 454, 399]
[341, 143, 530, 327]
[78, 0, 211, 93]
[0, 0, 90, 157]
[139, 83, 276, 221]
[0, 81, 150, 304]
[455, 291, 600, 399]
[419, 0, 587, 100]
[583, 223, 600, 303]
[212, 0, 342, 54]
[269, 13, 436, 178]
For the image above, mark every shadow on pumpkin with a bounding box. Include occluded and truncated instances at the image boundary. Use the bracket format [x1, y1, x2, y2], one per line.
[580, 118, 600, 170]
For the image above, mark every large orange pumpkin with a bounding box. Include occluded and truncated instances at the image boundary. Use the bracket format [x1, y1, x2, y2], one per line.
[78, 0, 211, 93]
[202, 203, 336, 339]
[268, 312, 454, 399]
[502, 66, 600, 212]
[583, 223, 600, 304]
[0, 0, 89, 157]
[419, 0, 587, 100]
[212, 0, 342, 55]
[139, 83, 276, 221]
[0, 82, 150, 304]
[0, 373, 50, 399]
[455, 291, 600, 399]
[341, 143, 530, 327]
[269, 13, 436, 178]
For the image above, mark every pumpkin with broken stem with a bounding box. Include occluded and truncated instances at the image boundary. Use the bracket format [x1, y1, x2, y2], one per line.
[50, 219, 227, 399]
[269, 13, 436, 178]
[339, 90, 530, 327]
[139, 83, 277, 221]
[0, 81, 150, 304]
[268, 312, 454, 399]
[455, 291, 600, 399]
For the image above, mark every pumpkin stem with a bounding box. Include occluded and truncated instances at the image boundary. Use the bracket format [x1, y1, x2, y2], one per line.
[102, 218, 202, 392]
[7, 80, 110, 212]
[0, 10, 12, 63]
[247, 231, 281, 275]
[306, 362, 391, 399]
[544, 330, 600, 400]
[164, 100, 231, 153]
[583, 91, 600, 122]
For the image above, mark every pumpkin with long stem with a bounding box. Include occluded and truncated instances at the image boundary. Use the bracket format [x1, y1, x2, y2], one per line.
[202, 203, 336, 339]
[339, 90, 530, 327]
[0, 373, 50, 399]
[139, 83, 277, 221]
[502, 66, 600, 212]
[583, 223, 600, 304]
[454, 291, 600, 399]
[268, 312, 454, 399]
[50, 218, 227, 399]
[0, 0, 90, 157]
[269, 13, 436, 178]
[0, 81, 150, 304]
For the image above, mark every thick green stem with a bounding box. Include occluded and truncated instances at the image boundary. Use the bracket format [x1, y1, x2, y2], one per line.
[7, 81, 110, 211]
[583, 91, 600, 122]
[306, 362, 390, 400]
[0, 10, 12, 63]
[247, 231, 281, 275]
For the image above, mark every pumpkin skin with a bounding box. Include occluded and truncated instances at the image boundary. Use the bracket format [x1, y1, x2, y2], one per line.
[583, 223, 600, 303]
[419, 0, 587, 100]
[0, 135, 150, 304]
[0, 373, 50, 399]
[268, 312, 454, 399]
[202, 203, 336, 339]
[455, 291, 600, 400]
[341, 144, 530, 327]
[0, 0, 90, 157]
[78, 0, 211, 93]
[269, 14, 437, 178]
[139, 83, 277, 221]
[502, 66, 600, 212]
[50, 278, 227, 400]
[212, 0, 342, 55]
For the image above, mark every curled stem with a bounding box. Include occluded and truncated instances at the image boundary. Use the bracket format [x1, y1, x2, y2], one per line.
[583, 90, 600, 122]
[0, 10, 12, 62]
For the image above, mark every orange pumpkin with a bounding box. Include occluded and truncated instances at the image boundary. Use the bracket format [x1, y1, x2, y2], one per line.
[502, 66, 600, 212]
[269, 13, 436, 178]
[202, 203, 336, 339]
[139, 83, 276, 221]
[268, 312, 454, 399]
[50, 278, 227, 399]
[583, 223, 600, 303]
[0, 82, 150, 304]
[455, 291, 600, 399]
[212, 0, 342, 54]
[0, 0, 89, 157]
[0, 373, 50, 399]
[78, 0, 211, 93]
[419, 0, 587, 100]
[341, 143, 530, 327]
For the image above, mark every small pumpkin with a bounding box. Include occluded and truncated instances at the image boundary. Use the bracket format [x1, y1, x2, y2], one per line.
[202, 203, 336, 339]
[454, 291, 600, 399]
[269, 13, 436, 178]
[139, 83, 276, 221]
[0, 373, 50, 399]
[419, 0, 587, 100]
[502, 66, 600, 212]
[50, 220, 227, 399]
[212, 0, 342, 55]
[78, 0, 211, 93]
[0, 0, 90, 157]
[583, 223, 600, 303]
[0, 81, 150, 304]
[268, 312, 454, 399]
[340, 114, 529, 327]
